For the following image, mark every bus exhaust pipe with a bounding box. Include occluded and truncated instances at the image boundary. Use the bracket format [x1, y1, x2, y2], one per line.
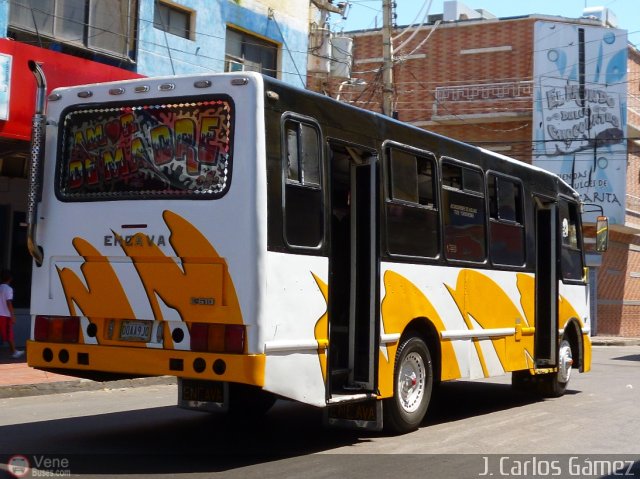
[27, 60, 46, 267]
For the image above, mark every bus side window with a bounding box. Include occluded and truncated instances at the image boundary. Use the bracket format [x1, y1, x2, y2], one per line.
[441, 160, 486, 263]
[559, 199, 584, 281]
[386, 147, 439, 258]
[283, 118, 323, 249]
[488, 174, 525, 267]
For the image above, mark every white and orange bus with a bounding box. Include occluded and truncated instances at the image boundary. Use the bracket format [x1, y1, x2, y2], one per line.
[25, 64, 607, 433]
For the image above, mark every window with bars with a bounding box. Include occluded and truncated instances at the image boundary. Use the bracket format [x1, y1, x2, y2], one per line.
[225, 27, 278, 78]
[154, 0, 192, 40]
[9, 0, 136, 60]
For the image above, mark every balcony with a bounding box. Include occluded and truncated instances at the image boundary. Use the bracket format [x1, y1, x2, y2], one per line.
[429, 80, 533, 125]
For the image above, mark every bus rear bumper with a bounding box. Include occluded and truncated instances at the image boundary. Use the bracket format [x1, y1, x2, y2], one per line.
[26, 340, 266, 386]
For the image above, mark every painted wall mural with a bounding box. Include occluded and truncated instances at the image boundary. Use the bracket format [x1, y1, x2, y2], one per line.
[533, 21, 628, 223]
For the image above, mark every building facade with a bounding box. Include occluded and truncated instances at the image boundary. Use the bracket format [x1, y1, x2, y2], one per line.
[0, 0, 312, 344]
[316, 3, 640, 336]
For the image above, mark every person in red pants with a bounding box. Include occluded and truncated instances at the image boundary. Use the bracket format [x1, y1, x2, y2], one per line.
[0, 270, 23, 359]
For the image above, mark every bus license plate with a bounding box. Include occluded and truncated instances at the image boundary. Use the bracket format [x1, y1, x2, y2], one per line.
[119, 320, 152, 342]
[178, 379, 228, 412]
[326, 400, 383, 431]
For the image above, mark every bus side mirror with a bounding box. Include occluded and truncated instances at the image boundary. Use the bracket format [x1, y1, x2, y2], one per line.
[596, 216, 609, 252]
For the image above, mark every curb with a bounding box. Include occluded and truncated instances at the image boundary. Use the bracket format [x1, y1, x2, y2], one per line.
[592, 339, 640, 347]
[0, 375, 177, 399]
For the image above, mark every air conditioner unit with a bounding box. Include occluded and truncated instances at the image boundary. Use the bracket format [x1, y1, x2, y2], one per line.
[330, 36, 353, 79]
[582, 6, 618, 28]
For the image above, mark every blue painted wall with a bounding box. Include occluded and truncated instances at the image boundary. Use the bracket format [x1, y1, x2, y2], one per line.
[137, 0, 227, 76]
[0, 0, 308, 86]
[0, 0, 7, 38]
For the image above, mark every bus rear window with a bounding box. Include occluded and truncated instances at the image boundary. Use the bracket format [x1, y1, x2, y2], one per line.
[57, 98, 234, 200]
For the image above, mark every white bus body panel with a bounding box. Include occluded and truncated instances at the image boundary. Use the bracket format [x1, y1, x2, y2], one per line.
[30, 73, 269, 355]
[262, 252, 328, 407]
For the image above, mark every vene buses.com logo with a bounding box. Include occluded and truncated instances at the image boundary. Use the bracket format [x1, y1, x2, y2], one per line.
[7, 455, 30, 477]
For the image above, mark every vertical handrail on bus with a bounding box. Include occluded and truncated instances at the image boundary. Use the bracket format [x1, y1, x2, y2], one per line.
[27, 60, 46, 267]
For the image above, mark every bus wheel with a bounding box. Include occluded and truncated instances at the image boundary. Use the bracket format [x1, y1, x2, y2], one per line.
[228, 383, 277, 417]
[383, 335, 434, 434]
[538, 338, 573, 398]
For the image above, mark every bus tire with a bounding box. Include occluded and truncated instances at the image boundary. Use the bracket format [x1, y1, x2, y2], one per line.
[383, 335, 434, 434]
[228, 383, 277, 417]
[538, 338, 573, 398]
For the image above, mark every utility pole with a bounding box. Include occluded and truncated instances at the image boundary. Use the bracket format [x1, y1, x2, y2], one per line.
[309, 1, 348, 93]
[310, 0, 346, 16]
[382, 0, 394, 116]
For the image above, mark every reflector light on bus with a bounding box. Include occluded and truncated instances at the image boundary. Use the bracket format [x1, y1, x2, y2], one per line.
[190, 323, 245, 354]
[34, 316, 80, 343]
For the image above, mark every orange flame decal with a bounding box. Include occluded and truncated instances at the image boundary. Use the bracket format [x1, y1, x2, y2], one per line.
[380, 270, 461, 396]
[446, 270, 534, 374]
[57, 238, 134, 318]
[311, 273, 329, 381]
[59, 210, 242, 325]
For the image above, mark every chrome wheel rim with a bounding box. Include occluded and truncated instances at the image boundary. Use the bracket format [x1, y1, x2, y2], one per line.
[558, 339, 573, 384]
[398, 351, 426, 413]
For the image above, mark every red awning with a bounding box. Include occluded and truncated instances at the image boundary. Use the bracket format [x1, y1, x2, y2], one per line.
[0, 39, 144, 141]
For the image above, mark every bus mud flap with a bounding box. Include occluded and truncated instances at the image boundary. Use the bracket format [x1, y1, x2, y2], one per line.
[324, 399, 383, 431]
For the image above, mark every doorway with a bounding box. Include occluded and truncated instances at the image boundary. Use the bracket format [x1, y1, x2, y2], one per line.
[327, 142, 379, 395]
[534, 198, 558, 367]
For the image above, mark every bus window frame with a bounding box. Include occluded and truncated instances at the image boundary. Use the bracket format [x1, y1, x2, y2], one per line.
[382, 140, 441, 262]
[280, 112, 325, 252]
[558, 194, 586, 284]
[486, 170, 527, 269]
[54, 94, 236, 202]
[440, 156, 488, 266]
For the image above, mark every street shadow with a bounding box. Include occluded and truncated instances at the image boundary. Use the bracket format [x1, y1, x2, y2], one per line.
[0, 401, 362, 475]
[612, 354, 640, 362]
[0, 378, 579, 476]
[424, 379, 544, 426]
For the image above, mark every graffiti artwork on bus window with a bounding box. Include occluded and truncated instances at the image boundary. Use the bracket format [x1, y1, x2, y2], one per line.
[59, 98, 234, 200]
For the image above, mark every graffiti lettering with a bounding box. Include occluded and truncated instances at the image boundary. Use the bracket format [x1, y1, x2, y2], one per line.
[63, 101, 232, 196]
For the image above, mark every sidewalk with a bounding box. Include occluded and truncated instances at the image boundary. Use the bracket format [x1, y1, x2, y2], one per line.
[0, 348, 175, 399]
[1, 337, 638, 399]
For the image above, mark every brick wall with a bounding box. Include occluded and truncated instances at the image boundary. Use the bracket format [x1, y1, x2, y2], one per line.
[320, 18, 537, 131]
[597, 231, 640, 336]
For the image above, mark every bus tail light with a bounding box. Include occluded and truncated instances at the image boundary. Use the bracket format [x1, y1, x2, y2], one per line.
[225, 325, 245, 354]
[190, 323, 245, 354]
[34, 316, 80, 343]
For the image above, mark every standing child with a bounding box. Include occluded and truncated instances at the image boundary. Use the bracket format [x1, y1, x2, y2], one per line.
[0, 270, 23, 359]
